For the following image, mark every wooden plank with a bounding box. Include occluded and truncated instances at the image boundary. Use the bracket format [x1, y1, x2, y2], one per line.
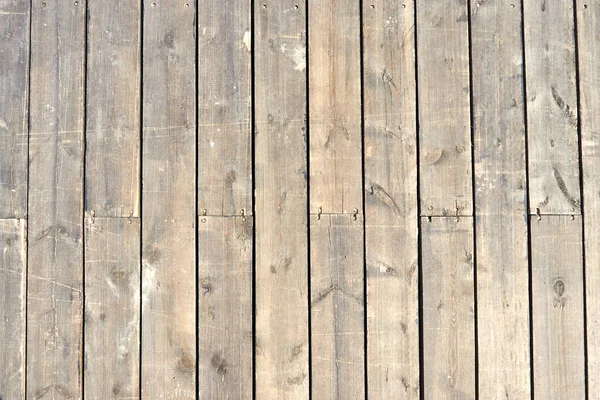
[27, 0, 85, 397]
[470, 1, 531, 398]
[362, 1, 419, 397]
[254, 0, 309, 397]
[0, 0, 29, 218]
[308, 0, 362, 214]
[198, 0, 252, 216]
[523, 0, 580, 215]
[86, 0, 141, 218]
[198, 216, 253, 399]
[84, 217, 140, 399]
[310, 214, 364, 399]
[141, 1, 196, 397]
[421, 217, 475, 398]
[531, 215, 585, 398]
[0, 219, 26, 399]
[417, 0, 472, 217]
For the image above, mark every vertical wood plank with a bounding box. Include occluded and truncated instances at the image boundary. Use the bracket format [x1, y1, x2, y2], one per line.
[362, 1, 419, 397]
[27, 0, 85, 397]
[141, 1, 196, 397]
[0, 219, 26, 399]
[86, 0, 141, 218]
[84, 217, 140, 399]
[531, 215, 585, 398]
[310, 214, 364, 399]
[0, 0, 29, 218]
[198, 216, 253, 399]
[198, 0, 252, 216]
[421, 217, 475, 399]
[470, 1, 531, 398]
[254, 0, 309, 397]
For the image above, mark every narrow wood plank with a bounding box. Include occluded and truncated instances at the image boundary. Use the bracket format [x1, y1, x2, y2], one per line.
[523, 0, 580, 215]
[0, 0, 29, 218]
[531, 215, 584, 398]
[198, 216, 253, 399]
[470, 1, 531, 398]
[417, 0, 472, 217]
[141, 1, 196, 397]
[198, 0, 252, 216]
[27, 1, 85, 397]
[254, 0, 309, 397]
[84, 217, 140, 399]
[421, 217, 475, 398]
[362, 1, 419, 397]
[310, 214, 364, 399]
[308, 0, 362, 214]
[0, 219, 26, 399]
[86, 0, 141, 218]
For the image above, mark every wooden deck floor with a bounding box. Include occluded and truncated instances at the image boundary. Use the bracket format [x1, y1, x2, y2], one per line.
[0, 0, 597, 398]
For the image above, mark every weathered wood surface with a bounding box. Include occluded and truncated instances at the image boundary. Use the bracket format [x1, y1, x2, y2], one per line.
[84, 217, 140, 399]
[198, 216, 253, 399]
[254, 0, 309, 397]
[141, 1, 197, 398]
[470, 1, 531, 398]
[362, 1, 419, 397]
[27, 1, 85, 397]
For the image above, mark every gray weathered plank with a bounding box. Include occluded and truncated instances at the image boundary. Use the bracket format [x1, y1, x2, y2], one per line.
[310, 214, 364, 399]
[309, 0, 362, 214]
[254, 0, 309, 397]
[86, 0, 141, 218]
[0, 219, 26, 399]
[84, 217, 140, 399]
[523, 0, 580, 215]
[0, 0, 29, 218]
[27, 0, 85, 397]
[141, 1, 197, 397]
[198, 0, 252, 216]
[531, 215, 585, 398]
[198, 216, 253, 399]
[470, 1, 531, 398]
[417, 0, 472, 217]
[362, 1, 419, 397]
[421, 217, 475, 399]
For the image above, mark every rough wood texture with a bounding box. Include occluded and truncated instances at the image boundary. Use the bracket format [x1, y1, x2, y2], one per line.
[417, 0, 472, 217]
[141, 1, 197, 397]
[421, 217, 475, 399]
[254, 0, 309, 397]
[27, 1, 85, 397]
[84, 217, 140, 399]
[0, 219, 26, 400]
[198, 216, 253, 399]
[309, 0, 362, 214]
[523, 0, 580, 215]
[86, 0, 141, 218]
[198, 0, 252, 216]
[531, 216, 585, 398]
[0, 0, 29, 218]
[362, 1, 419, 397]
[470, 1, 531, 398]
[310, 214, 364, 399]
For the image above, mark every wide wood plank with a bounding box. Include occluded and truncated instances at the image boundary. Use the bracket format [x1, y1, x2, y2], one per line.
[198, 0, 252, 216]
[86, 0, 141, 218]
[470, 1, 531, 398]
[254, 0, 309, 397]
[198, 216, 253, 399]
[84, 217, 140, 399]
[362, 1, 419, 397]
[27, 1, 85, 397]
[531, 215, 585, 398]
[141, 1, 197, 397]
